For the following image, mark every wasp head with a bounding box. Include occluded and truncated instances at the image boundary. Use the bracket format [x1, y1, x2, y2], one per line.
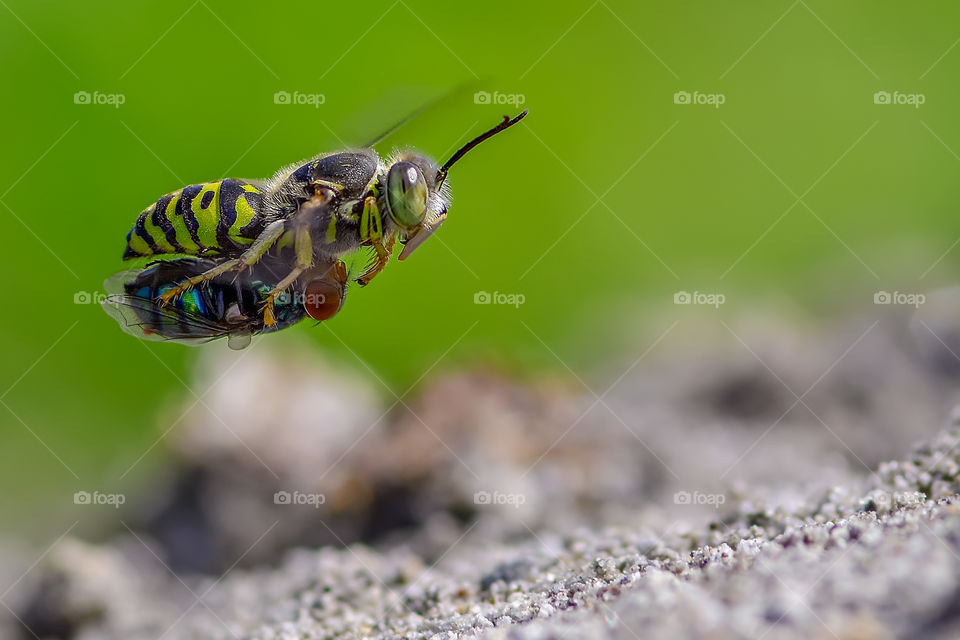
[387, 110, 528, 260]
[383, 151, 449, 260]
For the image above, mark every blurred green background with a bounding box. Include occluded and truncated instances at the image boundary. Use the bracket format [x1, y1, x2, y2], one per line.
[3, 0, 960, 533]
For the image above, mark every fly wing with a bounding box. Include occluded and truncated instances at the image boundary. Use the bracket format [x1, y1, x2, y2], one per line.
[101, 293, 232, 345]
[102, 267, 235, 345]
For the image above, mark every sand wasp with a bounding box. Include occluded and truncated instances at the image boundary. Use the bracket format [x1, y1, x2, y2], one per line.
[103, 110, 527, 347]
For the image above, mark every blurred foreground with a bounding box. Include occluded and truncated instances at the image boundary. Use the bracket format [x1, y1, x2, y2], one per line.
[4, 303, 960, 638]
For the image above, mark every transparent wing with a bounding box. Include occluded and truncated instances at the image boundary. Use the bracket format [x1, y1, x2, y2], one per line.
[101, 293, 231, 346]
[102, 267, 233, 346]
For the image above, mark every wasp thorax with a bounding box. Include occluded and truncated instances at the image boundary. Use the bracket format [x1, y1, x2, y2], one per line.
[385, 161, 428, 228]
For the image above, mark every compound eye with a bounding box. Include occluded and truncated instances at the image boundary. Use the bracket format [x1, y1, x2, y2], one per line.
[385, 161, 428, 228]
[302, 278, 344, 321]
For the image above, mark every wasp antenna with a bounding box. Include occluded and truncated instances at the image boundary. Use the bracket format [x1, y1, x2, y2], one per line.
[437, 110, 528, 185]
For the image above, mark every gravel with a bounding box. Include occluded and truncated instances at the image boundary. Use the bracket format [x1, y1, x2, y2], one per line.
[8, 312, 960, 639]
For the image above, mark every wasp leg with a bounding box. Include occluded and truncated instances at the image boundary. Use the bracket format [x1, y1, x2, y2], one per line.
[356, 194, 392, 287]
[158, 219, 288, 306]
[261, 223, 314, 327]
[357, 235, 395, 287]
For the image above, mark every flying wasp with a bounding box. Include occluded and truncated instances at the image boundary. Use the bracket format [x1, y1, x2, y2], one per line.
[105, 110, 528, 339]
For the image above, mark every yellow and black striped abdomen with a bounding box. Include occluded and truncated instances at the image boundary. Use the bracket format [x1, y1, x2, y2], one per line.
[123, 179, 266, 260]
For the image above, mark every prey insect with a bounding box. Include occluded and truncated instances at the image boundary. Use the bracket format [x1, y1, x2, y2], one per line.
[103, 109, 528, 345]
[103, 252, 348, 349]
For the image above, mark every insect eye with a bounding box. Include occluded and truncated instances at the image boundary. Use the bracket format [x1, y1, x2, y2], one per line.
[385, 161, 428, 228]
[302, 278, 344, 321]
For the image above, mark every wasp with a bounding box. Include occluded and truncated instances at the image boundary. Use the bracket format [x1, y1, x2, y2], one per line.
[108, 110, 527, 336]
[103, 252, 348, 349]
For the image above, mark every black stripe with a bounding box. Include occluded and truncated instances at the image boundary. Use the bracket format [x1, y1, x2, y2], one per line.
[134, 212, 160, 253]
[176, 185, 204, 250]
[152, 194, 185, 254]
[217, 179, 241, 250]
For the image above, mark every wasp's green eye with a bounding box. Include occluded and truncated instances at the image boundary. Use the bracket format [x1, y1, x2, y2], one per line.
[385, 162, 428, 228]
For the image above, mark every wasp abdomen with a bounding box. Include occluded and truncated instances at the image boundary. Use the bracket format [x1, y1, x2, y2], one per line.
[123, 179, 266, 260]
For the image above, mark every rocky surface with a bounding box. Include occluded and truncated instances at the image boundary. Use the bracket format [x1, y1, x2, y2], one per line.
[8, 312, 960, 639]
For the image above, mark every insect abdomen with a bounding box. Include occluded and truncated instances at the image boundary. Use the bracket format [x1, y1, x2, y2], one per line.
[123, 179, 266, 259]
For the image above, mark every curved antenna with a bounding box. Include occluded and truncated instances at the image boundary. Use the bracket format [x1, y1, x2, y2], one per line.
[436, 110, 528, 186]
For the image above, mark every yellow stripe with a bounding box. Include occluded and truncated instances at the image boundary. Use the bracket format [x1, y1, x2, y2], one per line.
[164, 195, 201, 253]
[128, 231, 152, 255]
[142, 208, 176, 253]
[230, 194, 256, 238]
[191, 182, 221, 250]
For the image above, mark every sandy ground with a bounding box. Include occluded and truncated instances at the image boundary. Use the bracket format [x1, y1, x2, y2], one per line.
[6, 310, 960, 639]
